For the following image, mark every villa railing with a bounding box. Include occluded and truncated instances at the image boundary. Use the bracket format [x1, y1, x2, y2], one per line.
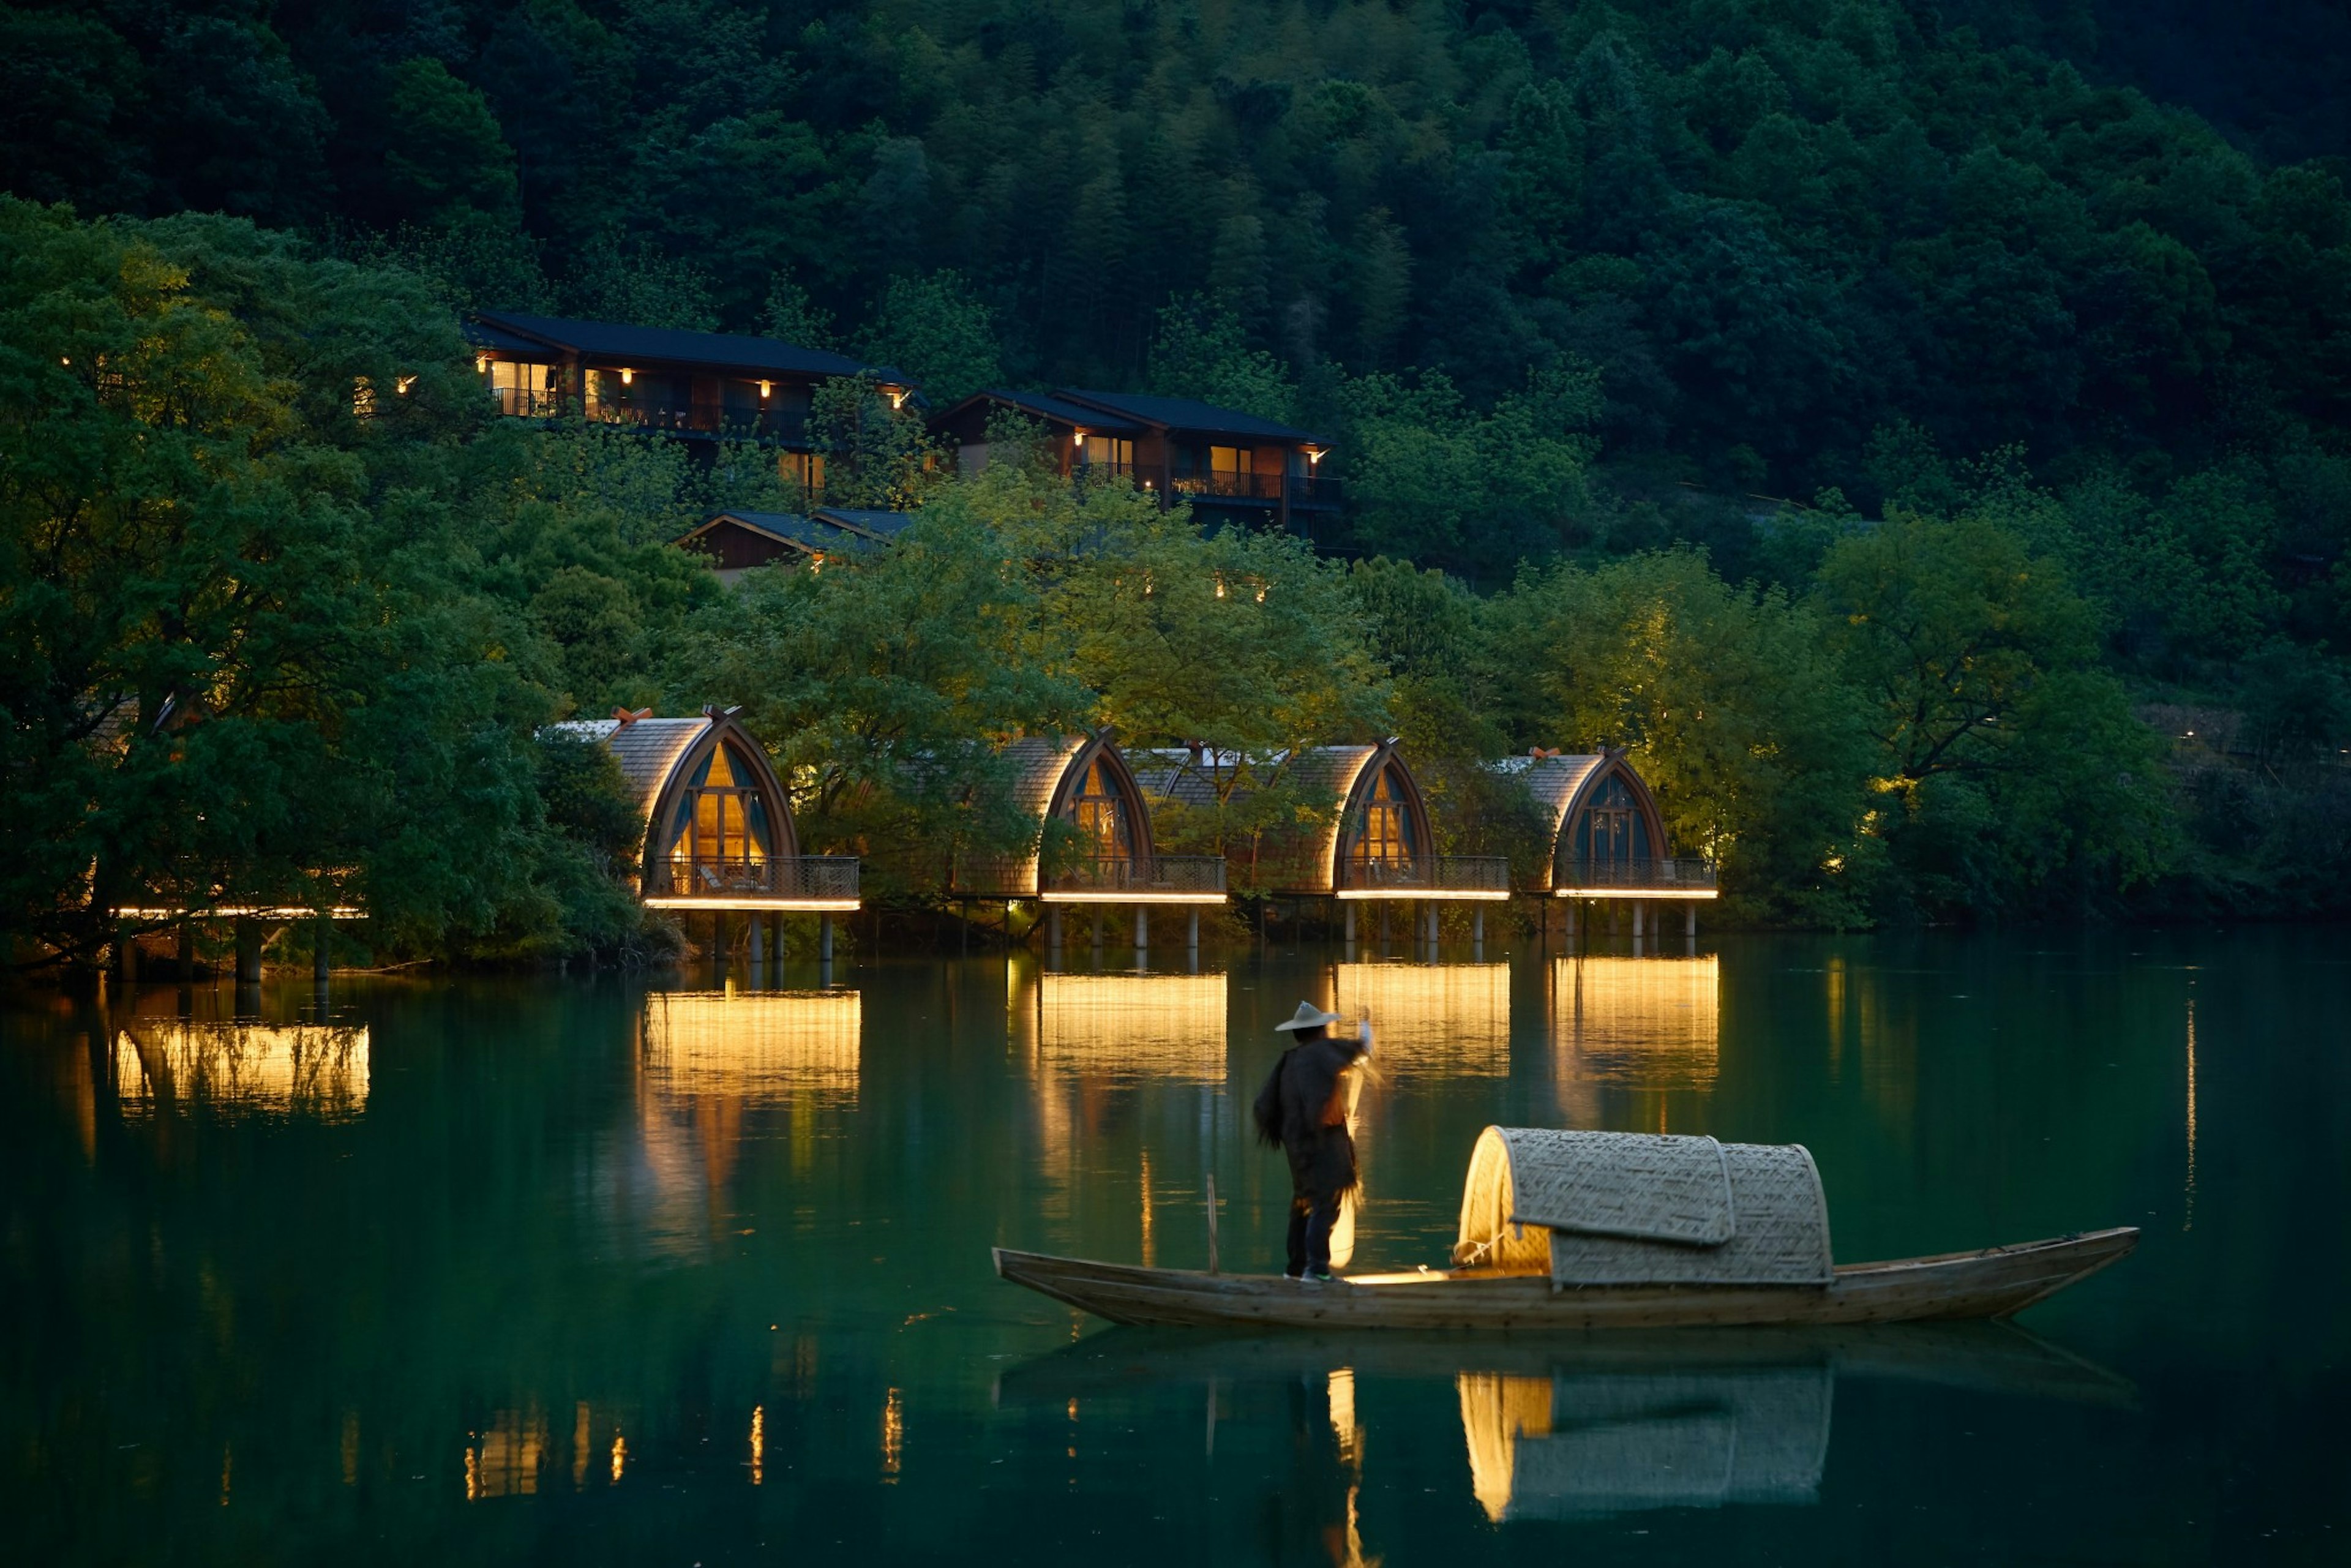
[1338, 854, 1512, 895]
[953, 853, 1228, 898]
[650, 855, 861, 901]
[1171, 471, 1283, 501]
[1045, 854, 1228, 898]
[489, 386, 560, 417]
[1554, 857, 1718, 893]
[584, 404, 812, 443]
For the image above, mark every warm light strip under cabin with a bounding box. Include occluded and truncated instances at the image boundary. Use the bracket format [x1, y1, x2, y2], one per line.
[1333, 887, 1511, 901]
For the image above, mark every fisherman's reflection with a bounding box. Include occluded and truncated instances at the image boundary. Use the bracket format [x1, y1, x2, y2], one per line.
[1259, 1367, 1377, 1567]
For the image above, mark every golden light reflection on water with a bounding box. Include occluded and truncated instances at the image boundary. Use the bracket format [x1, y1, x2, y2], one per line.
[1458, 1366, 1830, 1521]
[1551, 956, 1720, 1117]
[1011, 968, 1229, 1084]
[1010, 967, 1230, 1231]
[1332, 962, 1508, 1078]
[640, 991, 861, 1104]
[463, 1409, 549, 1500]
[111, 1022, 369, 1119]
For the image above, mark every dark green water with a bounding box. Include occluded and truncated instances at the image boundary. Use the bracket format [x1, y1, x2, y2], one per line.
[4, 932, 2345, 1564]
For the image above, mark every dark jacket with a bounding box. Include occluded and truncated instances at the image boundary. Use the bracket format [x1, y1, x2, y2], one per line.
[1252, 1034, 1366, 1197]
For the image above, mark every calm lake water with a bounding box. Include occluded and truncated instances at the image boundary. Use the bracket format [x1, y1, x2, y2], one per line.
[4, 930, 2345, 1565]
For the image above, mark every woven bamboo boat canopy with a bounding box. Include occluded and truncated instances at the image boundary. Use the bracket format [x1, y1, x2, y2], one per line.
[1454, 1127, 1834, 1288]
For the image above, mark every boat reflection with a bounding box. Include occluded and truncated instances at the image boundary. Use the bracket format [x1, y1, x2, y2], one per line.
[1460, 1362, 1828, 1520]
[1000, 1322, 2132, 1534]
[112, 1020, 369, 1120]
[1332, 961, 1508, 1078]
[1553, 955, 1720, 1116]
[639, 989, 860, 1105]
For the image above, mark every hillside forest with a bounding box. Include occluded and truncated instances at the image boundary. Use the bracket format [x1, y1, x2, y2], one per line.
[3, 0, 2349, 964]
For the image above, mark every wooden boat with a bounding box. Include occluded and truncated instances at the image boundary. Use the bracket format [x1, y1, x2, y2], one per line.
[996, 1124, 2137, 1332]
[993, 1226, 2140, 1331]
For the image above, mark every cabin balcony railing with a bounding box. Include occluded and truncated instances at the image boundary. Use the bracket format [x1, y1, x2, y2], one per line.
[1073, 459, 1134, 484]
[1044, 854, 1228, 899]
[951, 852, 1228, 899]
[1337, 854, 1512, 897]
[1554, 857, 1719, 894]
[1171, 470, 1283, 501]
[650, 855, 861, 902]
[585, 404, 812, 444]
[1164, 472, 1344, 505]
[489, 386, 560, 417]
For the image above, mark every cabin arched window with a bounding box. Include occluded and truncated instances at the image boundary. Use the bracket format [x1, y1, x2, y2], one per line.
[1572, 773, 1652, 868]
[664, 741, 776, 884]
[1348, 765, 1418, 871]
[1065, 760, 1133, 861]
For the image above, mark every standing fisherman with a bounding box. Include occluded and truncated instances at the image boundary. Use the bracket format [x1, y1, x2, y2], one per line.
[1253, 1000, 1375, 1283]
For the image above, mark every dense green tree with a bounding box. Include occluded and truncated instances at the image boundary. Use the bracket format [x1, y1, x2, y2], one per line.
[1486, 550, 1878, 926]
[1815, 512, 2173, 917]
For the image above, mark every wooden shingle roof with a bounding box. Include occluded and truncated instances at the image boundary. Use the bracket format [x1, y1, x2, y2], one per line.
[991, 732, 1092, 895]
[549, 716, 709, 829]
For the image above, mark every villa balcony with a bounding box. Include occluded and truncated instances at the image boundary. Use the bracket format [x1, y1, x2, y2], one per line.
[953, 852, 1229, 902]
[1337, 854, 1512, 900]
[1553, 858, 1719, 898]
[645, 855, 861, 908]
[1163, 471, 1343, 506]
[1042, 854, 1229, 902]
[584, 403, 813, 445]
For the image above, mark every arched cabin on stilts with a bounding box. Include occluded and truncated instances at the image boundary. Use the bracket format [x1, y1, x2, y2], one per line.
[557, 705, 858, 962]
[1496, 749, 1717, 941]
[1133, 740, 1508, 947]
[951, 730, 1227, 955]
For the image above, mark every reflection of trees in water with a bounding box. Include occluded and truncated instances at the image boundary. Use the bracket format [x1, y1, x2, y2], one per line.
[113, 1021, 370, 1120]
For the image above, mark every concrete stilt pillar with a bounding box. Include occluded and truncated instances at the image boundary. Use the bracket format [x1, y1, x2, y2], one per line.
[1565, 899, 1578, 939]
[313, 915, 329, 981]
[1091, 906, 1104, 956]
[1344, 902, 1357, 944]
[1472, 906, 1485, 945]
[234, 917, 262, 983]
[1047, 903, 1063, 953]
[748, 911, 768, 967]
[1186, 906, 1199, 959]
[1134, 906, 1149, 953]
[1425, 902, 1439, 949]
[1633, 901, 1645, 940]
[1685, 902, 1698, 939]
[819, 913, 834, 964]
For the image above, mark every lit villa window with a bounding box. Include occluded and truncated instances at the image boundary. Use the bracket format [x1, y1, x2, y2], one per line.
[484, 358, 557, 416]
